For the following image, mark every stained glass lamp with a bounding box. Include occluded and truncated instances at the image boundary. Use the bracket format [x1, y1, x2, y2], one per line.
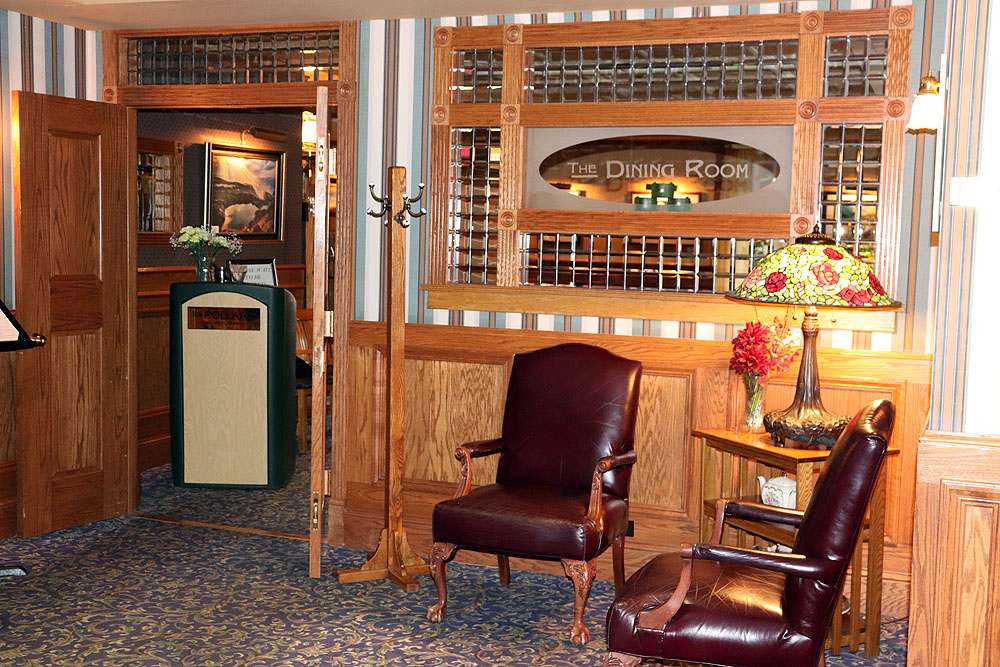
[727, 230, 900, 446]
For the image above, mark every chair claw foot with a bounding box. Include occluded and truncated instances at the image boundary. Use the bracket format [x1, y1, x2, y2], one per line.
[427, 603, 445, 622]
[570, 623, 590, 644]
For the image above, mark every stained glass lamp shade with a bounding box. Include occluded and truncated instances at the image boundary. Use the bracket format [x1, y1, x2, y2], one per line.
[727, 230, 899, 446]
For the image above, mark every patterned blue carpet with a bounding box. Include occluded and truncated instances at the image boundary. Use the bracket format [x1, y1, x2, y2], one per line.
[0, 512, 908, 666]
[0, 436, 908, 666]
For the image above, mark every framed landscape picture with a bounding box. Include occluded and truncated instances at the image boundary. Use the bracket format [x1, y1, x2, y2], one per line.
[204, 143, 284, 240]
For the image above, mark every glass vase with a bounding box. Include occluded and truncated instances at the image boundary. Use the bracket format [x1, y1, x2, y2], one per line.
[741, 373, 767, 433]
[194, 252, 212, 282]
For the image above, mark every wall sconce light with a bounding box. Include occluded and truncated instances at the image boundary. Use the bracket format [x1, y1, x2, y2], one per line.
[301, 111, 317, 151]
[906, 71, 943, 134]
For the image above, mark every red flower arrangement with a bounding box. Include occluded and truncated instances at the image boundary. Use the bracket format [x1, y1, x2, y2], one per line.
[730, 318, 801, 378]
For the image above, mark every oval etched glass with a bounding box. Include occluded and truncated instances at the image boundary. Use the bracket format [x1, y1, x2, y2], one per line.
[538, 134, 780, 210]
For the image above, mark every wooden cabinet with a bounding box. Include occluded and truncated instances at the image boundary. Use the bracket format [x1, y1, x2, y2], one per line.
[908, 432, 1000, 666]
[137, 137, 183, 245]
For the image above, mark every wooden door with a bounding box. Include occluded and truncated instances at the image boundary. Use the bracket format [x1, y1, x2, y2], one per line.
[13, 91, 137, 538]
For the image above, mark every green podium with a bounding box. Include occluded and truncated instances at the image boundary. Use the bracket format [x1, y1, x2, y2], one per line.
[170, 282, 296, 489]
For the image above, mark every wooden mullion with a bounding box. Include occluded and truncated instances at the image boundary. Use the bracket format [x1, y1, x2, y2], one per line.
[518, 210, 791, 238]
[497, 25, 525, 288]
[790, 120, 821, 237]
[518, 100, 798, 127]
[875, 7, 914, 296]
[816, 98, 890, 122]
[445, 104, 503, 126]
[101, 31, 121, 102]
[428, 25, 455, 285]
[446, 25, 506, 49]
[821, 9, 891, 36]
[116, 82, 337, 108]
[521, 14, 802, 47]
[114, 21, 342, 39]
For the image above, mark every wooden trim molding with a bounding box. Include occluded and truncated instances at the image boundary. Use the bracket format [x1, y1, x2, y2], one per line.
[423, 284, 898, 332]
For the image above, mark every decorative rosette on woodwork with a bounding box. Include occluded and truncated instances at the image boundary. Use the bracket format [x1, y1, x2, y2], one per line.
[501, 105, 519, 123]
[434, 27, 453, 47]
[793, 216, 814, 235]
[797, 100, 818, 121]
[432, 106, 449, 125]
[801, 12, 822, 32]
[103, 87, 116, 103]
[885, 98, 907, 118]
[890, 6, 914, 28]
[504, 24, 523, 43]
[498, 210, 517, 230]
[337, 82, 356, 100]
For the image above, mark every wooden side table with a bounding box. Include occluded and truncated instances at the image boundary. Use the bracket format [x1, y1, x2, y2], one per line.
[694, 428, 897, 658]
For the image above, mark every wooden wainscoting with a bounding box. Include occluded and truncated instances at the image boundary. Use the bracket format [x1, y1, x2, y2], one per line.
[0, 352, 17, 538]
[908, 432, 1000, 666]
[335, 322, 930, 615]
[136, 265, 306, 469]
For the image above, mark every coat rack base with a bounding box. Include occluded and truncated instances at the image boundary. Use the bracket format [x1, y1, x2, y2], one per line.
[336, 527, 429, 592]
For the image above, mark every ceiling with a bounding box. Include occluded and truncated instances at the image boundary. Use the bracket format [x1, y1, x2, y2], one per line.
[0, 0, 702, 31]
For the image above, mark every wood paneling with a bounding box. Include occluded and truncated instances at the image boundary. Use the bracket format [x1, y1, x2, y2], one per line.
[337, 322, 930, 595]
[908, 433, 1000, 667]
[50, 276, 103, 334]
[137, 265, 306, 316]
[0, 354, 15, 463]
[0, 461, 15, 539]
[402, 359, 506, 486]
[116, 82, 338, 109]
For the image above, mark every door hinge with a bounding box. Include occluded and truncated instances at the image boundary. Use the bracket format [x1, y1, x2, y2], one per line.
[324, 310, 334, 338]
[323, 469, 332, 497]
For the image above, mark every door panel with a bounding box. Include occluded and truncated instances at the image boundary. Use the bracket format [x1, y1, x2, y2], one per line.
[14, 91, 136, 538]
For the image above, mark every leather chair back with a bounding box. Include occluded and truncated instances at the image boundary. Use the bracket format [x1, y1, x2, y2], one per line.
[496, 343, 642, 497]
[786, 399, 895, 638]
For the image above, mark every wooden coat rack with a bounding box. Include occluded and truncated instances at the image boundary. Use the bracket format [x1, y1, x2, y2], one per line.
[336, 166, 429, 591]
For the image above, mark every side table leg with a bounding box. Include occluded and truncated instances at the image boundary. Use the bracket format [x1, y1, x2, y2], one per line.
[865, 466, 888, 657]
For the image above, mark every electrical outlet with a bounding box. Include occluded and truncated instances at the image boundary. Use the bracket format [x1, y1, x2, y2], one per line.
[625, 520, 635, 537]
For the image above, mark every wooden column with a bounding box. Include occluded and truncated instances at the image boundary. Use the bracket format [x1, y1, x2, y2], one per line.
[336, 166, 429, 591]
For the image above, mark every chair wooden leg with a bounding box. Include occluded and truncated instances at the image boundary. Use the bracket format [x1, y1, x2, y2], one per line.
[817, 652, 827, 667]
[603, 652, 641, 667]
[497, 554, 510, 586]
[427, 542, 456, 622]
[612, 534, 626, 594]
[296, 389, 308, 454]
[562, 558, 597, 644]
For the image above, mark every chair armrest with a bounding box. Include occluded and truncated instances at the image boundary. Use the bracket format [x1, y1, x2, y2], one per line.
[637, 543, 695, 630]
[690, 543, 839, 580]
[709, 498, 804, 543]
[453, 438, 506, 498]
[724, 499, 804, 528]
[586, 450, 638, 529]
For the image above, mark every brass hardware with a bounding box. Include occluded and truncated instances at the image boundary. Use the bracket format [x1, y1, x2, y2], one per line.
[311, 495, 320, 528]
[367, 180, 427, 228]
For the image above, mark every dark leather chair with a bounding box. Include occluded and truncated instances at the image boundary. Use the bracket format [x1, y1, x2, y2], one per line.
[427, 342, 642, 644]
[603, 399, 895, 667]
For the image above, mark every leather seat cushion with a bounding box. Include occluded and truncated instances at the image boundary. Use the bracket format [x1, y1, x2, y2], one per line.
[432, 482, 628, 562]
[606, 552, 814, 667]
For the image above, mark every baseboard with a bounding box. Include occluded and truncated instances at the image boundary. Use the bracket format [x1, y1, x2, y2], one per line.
[138, 406, 171, 470]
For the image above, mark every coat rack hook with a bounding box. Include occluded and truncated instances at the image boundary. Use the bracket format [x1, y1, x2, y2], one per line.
[366, 183, 390, 219]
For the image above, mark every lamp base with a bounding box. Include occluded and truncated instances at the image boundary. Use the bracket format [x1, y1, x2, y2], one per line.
[764, 406, 849, 448]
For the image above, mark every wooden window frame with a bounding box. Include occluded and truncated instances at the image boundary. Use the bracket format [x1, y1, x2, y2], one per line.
[424, 8, 912, 329]
[137, 137, 184, 246]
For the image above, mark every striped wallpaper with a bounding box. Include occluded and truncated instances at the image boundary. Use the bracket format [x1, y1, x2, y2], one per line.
[0, 2, 982, 432]
[353, 0, 928, 356]
[0, 10, 102, 300]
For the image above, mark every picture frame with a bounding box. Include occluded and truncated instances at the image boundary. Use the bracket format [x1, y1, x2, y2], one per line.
[203, 142, 284, 240]
[228, 259, 278, 287]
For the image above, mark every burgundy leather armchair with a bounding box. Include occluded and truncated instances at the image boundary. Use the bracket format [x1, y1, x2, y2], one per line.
[603, 399, 895, 667]
[426, 343, 642, 644]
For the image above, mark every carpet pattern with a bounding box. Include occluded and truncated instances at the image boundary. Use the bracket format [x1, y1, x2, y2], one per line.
[0, 514, 907, 666]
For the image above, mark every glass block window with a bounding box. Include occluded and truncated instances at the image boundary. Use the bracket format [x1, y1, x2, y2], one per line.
[448, 127, 501, 285]
[519, 233, 784, 293]
[824, 35, 888, 96]
[137, 151, 174, 232]
[125, 30, 339, 85]
[526, 40, 798, 103]
[452, 49, 504, 103]
[818, 124, 883, 263]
